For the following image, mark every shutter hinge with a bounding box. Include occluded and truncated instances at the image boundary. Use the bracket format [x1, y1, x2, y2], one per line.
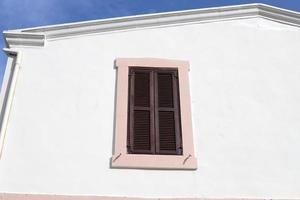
[129, 73, 135, 77]
[128, 71, 134, 77]
[177, 147, 183, 155]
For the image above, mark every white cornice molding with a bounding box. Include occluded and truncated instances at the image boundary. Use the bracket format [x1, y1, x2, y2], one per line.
[256, 4, 300, 25]
[3, 32, 45, 48]
[3, 3, 300, 48]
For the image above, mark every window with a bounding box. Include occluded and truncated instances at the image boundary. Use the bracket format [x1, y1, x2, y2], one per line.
[128, 68, 182, 155]
[111, 58, 197, 169]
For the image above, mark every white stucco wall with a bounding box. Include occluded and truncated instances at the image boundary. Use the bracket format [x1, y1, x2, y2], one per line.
[0, 17, 300, 198]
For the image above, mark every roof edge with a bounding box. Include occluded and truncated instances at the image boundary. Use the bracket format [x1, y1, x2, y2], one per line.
[3, 3, 300, 48]
[3, 32, 45, 48]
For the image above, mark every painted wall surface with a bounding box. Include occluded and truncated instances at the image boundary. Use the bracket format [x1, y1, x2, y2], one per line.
[0, 17, 300, 198]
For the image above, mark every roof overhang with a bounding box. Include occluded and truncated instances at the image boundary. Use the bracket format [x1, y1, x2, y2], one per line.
[3, 3, 300, 48]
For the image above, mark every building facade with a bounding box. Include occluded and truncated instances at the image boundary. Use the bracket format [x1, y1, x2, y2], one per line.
[0, 4, 300, 200]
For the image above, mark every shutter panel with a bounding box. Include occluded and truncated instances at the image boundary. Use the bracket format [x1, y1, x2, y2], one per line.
[155, 71, 182, 155]
[134, 72, 150, 107]
[133, 110, 151, 151]
[158, 111, 176, 151]
[128, 69, 155, 154]
[157, 74, 173, 108]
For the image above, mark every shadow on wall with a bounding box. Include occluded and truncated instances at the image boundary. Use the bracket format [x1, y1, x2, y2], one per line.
[0, 53, 17, 159]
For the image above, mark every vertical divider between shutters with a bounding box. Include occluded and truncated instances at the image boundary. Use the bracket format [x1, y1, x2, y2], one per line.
[150, 70, 156, 154]
[154, 70, 160, 154]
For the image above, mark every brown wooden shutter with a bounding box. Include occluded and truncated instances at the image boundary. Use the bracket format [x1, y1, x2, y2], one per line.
[155, 70, 182, 155]
[128, 67, 182, 155]
[128, 68, 155, 154]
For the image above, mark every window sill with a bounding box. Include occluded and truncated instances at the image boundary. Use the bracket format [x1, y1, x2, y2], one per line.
[111, 153, 197, 170]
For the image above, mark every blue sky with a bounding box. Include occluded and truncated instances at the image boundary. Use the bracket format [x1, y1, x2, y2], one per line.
[0, 0, 299, 84]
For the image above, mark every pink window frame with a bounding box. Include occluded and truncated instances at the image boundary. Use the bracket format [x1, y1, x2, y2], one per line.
[111, 58, 197, 170]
